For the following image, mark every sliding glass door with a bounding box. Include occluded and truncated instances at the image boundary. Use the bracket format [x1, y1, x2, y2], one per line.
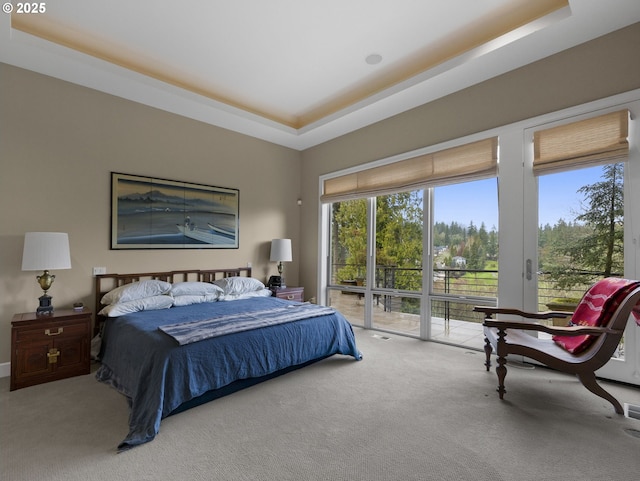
[523, 104, 640, 383]
[324, 176, 498, 347]
[430, 179, 498, 349]
[369, 191, 424, 336]
[327, 199, 368, 327]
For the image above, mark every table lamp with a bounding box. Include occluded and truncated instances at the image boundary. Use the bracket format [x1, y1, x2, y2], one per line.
[270, 238, 292, 288]
[21, 232, 71, 314]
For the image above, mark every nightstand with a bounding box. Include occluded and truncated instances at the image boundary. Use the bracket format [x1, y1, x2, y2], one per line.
[270, 286, 304, 302]
[11, 308, 92, 391]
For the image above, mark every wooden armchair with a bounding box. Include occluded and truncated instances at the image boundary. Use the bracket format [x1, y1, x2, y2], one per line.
[474, 280, 640, 414]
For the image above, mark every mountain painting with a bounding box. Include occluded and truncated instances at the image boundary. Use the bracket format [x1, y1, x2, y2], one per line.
[111, 172, 239, 249]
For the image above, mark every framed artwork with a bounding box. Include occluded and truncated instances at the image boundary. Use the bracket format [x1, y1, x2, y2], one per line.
[111, 172, 239, 249]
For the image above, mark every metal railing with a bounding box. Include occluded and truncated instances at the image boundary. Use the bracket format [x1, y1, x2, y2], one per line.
[432, 268, 497, 323]
[331, 264, 610, 323]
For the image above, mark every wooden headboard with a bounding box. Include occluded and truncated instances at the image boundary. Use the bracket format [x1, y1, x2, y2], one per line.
[94, 267, 252, 335]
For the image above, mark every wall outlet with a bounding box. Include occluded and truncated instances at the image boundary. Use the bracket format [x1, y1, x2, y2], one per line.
[247, 262, 252, 268]
[93, 267, 107, 276]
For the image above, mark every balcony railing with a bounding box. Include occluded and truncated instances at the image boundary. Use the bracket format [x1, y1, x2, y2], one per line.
[432, 268, 497, 323]
[332, 264, 611, 323]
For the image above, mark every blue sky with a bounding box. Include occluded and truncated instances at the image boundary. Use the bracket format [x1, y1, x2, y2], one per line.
[433, 167, 603, 229]
[537, 170, 597, 226]
[434, 179, 499, 229]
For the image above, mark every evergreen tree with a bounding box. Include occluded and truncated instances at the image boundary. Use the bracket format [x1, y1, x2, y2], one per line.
[487, 226, 498, 260]
[547, 163, 624, 289]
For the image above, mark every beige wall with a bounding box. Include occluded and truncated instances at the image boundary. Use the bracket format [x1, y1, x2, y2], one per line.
[299, 22, 640, 298]
[0, 63, 302, 364]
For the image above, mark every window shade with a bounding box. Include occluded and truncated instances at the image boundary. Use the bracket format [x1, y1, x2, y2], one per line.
[533, 110, 629, 175]
[321, 137, 498, 203]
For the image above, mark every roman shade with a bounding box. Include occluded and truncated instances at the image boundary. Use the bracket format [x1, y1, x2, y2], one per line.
[321, 137, 498, 203]
[533, 110, 629, 175]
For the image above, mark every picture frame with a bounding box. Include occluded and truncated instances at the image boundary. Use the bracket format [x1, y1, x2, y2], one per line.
[111, 172, 239, 249]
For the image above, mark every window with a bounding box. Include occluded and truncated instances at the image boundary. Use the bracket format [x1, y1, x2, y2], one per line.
[430, 179, 498, 346]
[538, 164, 624, 311]
[322, 137, 498, 342]
[328, 199, 368, 326]
[371, 191, 424, 335]
[533, 111, 629, 357]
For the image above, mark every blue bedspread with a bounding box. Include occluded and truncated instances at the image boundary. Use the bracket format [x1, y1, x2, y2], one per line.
[96, 297, 361, 450]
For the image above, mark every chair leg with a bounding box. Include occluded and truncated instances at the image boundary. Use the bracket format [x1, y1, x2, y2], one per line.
[495, 355, 507, 400]
[577, 372, 624, 414]
[484, 337, 492, 371]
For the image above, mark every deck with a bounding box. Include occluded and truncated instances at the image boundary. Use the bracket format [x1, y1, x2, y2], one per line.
[329, 291, 486, 350]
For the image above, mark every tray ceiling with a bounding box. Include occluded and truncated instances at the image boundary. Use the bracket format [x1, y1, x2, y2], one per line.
[2, 0, 640, 149]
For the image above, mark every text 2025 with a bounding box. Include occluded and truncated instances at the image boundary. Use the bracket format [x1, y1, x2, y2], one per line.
[16, 3, 46, 13]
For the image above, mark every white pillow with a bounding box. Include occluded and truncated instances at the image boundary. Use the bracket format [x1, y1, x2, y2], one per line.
[170, 282, 223, 297]
[98, 295, 174, 317]
[213, 277, 265, 295]
[101, 280, 171, 305]
[220, 288, 273, 301]
[172, 294, 220, 307]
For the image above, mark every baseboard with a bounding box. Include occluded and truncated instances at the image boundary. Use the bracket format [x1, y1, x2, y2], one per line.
[0, 362, 10, 378]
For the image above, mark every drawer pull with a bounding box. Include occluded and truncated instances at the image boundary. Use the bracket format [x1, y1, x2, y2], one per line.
[287, 295, 295, 300]
[45, 327, 64, 336]
[47, 348, 60, 364]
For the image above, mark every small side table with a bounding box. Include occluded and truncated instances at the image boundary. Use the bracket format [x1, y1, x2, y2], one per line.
[270, 286, 304, 302]
[11, 308, 92, 391]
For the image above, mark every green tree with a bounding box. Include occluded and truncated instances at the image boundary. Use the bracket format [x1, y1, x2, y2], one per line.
[487, 226, 498, 260]
[331, 192, 424, 289]
[332, 199, 367, 282]
[478, 222, 489, 246]
[547, 163, 624, 289]
[376, 192, 423, 290]
[465, 236, 486, 270]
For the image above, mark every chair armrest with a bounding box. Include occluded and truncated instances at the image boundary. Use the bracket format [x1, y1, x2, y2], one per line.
[473, 306, 572, 320]
[482, 318, 620, 337]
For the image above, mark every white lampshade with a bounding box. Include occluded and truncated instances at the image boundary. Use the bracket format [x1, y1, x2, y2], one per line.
[22, 232, 72, 271]
[270, 239, 292, 262]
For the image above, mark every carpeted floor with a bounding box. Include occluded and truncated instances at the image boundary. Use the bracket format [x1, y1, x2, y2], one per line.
[1, 327, 639, 481]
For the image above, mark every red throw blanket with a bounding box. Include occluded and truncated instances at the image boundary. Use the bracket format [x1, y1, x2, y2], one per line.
[553, 278, 640, 354]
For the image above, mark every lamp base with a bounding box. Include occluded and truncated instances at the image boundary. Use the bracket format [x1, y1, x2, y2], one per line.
[277, 262, 286, 287]
[36, 293, 53, 315]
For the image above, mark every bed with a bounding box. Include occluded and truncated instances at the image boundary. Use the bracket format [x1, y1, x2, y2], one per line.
[93, 268, 362, 450]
